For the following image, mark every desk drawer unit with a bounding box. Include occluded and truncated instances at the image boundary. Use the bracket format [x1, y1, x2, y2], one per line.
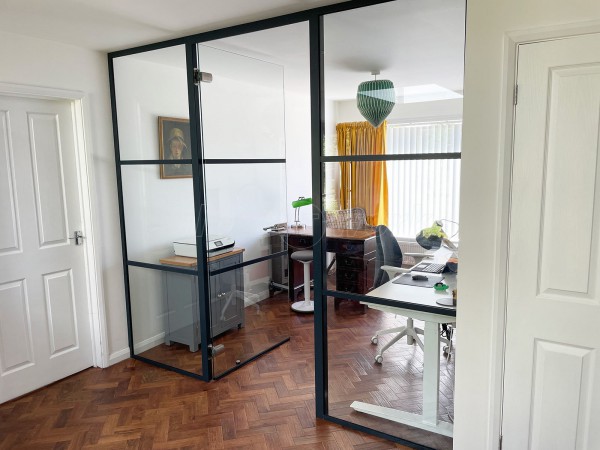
[285, 232, 376, 298]
[335, 247, 376, 295]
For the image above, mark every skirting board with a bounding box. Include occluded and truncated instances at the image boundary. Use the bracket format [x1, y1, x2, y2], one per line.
[108, 332, 166, 366]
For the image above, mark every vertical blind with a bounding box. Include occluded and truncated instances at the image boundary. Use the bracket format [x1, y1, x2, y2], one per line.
[387, 120, 462, 239]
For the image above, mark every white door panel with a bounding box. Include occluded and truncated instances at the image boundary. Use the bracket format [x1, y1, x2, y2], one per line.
[0, 110, 21, 255]
[0, 95, 92, 403]
[503, 34, 600, 449]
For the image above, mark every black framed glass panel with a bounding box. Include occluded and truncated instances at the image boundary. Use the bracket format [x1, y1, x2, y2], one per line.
[113, 45, 191, 162]
[120, 164, 196, 266]
[112, 44, 207, 379]
[129, 265, 203, 374]
[322, 1, 464, 157]
[320, 0, 464, 446]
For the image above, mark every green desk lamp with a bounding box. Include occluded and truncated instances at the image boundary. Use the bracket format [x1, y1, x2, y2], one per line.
[291, 196, 312, 229]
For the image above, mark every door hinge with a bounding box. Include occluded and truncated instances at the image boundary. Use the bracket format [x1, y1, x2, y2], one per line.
[208, 343, 225, 358]
[514, 84, 519, 106]
[193, 69, 213, 85]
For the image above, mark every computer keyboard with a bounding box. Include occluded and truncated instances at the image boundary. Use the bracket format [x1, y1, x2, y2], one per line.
[411, 262, 445, 274]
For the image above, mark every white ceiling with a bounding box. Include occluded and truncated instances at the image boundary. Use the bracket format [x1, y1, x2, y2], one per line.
[1, 0, 465, 100]
[0, 0, 345, 52]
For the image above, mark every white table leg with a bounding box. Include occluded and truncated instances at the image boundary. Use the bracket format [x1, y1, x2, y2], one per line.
[406, 317, 415, 345]
[423, 320, 440, 426]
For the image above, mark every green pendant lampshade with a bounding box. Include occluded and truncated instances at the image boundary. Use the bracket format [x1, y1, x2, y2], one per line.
[356, 79, 396, 128]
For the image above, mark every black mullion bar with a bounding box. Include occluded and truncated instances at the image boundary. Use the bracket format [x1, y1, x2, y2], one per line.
[132, 355, 205, 381]
[120, 159, 193, 165]
[186, 42, 213, 381]
[126, 260, 197, 276]
[120, 158, 289, 165]
[310, 14, 327, 419]
[323, 414, 433, 450]
[322, 152, 462, 162]
[203, 159, 286, 165]
[323, 289, 456, 318]
[209, 251, 288, 276]
[108, 0, 396, 59]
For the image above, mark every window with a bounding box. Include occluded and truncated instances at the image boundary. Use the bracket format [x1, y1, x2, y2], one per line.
[386, 120, 461, 240]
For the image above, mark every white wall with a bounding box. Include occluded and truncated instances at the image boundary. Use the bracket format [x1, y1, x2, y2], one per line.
[113, 50, 194, 349]
[0, 31, 129, 364]
[335, 97, 463, 123]
[455, 2, 600, 449]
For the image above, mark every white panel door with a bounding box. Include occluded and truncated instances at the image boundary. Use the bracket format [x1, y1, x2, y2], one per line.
[502, 34, 600, 449]
[0, 95, 92, 403]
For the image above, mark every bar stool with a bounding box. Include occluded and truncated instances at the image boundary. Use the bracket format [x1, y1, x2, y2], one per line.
[290, 250, 314, 313]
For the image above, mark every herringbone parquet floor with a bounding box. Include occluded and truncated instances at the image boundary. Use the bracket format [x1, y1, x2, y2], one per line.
[0, 294, 454, 449]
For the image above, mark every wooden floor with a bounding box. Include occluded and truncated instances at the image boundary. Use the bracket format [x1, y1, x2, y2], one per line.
[0, 292, 454, 450]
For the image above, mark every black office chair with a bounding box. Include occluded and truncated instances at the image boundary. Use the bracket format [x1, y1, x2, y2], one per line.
[370, 226, 423, 363]
[369, 225, 454, 363]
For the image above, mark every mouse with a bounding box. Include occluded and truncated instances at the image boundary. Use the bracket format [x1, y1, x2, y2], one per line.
[412, 274, 428, 281]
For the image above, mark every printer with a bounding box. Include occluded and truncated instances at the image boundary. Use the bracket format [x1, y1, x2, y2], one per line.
[173, 235, 235, 258]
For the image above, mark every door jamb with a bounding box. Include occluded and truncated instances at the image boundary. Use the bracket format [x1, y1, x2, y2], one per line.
[0, 82, 109, 368]
[492, 20, 600, 449]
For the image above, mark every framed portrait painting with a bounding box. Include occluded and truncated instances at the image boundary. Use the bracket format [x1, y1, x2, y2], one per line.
[158, 116, 192, 179]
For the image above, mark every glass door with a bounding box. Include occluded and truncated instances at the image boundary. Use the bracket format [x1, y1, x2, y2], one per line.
[195, 32, 293, 378]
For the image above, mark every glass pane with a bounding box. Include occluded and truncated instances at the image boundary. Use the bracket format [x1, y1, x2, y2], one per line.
[121, 164, 197, 265]
[210, 260, 291, 377]
[326, 295, 454, 449]
[323, 1, 464, 156]
[113, 45, 190, 161]
[321, 0, 463, 444]
[129, 266, 203, 376]
[197, 45, 285, 160]
[323, 159, 460, 298]
[204, 163, 287, 262]
[196, 23, 307, 378]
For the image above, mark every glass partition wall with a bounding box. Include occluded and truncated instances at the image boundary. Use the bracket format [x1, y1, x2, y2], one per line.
[319, 1, 464, 449]
[112, 45, 207, 377]
[109, 0, 465, 447]
[111, 22, 309, 380]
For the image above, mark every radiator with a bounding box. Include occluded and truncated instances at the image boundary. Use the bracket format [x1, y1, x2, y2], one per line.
[397, 239, 425, 267]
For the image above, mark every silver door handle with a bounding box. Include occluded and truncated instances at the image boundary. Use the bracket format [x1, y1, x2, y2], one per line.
[69, 230, 85, 245]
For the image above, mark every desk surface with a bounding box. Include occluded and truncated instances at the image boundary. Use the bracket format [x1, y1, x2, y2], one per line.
[367, 273, 457, 317]
[272, 226, 375, 241]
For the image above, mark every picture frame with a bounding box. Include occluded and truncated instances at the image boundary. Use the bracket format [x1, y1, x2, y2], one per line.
[158, 116, 192, 179]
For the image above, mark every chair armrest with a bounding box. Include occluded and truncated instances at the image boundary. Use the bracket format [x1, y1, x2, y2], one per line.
[381, 265, 409, 279]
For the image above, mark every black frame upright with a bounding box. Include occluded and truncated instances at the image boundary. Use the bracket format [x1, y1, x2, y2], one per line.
[108, 0, 460, 447]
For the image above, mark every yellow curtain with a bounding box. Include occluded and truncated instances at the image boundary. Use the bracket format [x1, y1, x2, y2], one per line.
[337, 121, 388, 226]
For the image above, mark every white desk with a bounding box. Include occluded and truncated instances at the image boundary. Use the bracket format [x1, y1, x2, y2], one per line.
[351, 273, 457, 437]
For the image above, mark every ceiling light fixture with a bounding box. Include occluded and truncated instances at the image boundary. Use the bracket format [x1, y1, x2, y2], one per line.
[356, 70, 396, 128]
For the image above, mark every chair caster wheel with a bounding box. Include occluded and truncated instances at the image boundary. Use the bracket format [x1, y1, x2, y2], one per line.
[371, 336, 378, 345]
[375, 355, 383, 364]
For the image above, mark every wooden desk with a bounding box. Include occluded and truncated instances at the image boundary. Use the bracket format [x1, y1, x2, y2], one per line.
[271, 227, 376, 305]
[352, 274, 456, 437]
